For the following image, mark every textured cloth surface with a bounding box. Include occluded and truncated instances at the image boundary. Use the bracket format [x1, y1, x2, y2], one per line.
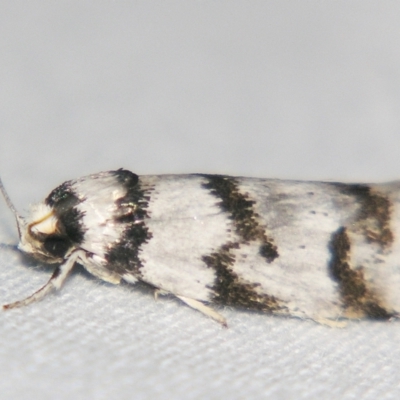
[1, 2, 400, 399]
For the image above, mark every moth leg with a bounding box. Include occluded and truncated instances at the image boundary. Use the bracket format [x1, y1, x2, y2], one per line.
[81, 253, 121, 284]
[3, 250, 82, 310]
[313, 317, 347, 328]
[177, 295, 227, 327]
[389, 313, 400, 322]
[154, 288, 169, 301]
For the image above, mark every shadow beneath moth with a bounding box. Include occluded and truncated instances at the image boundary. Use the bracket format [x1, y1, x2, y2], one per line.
[1, 168, 400, 327]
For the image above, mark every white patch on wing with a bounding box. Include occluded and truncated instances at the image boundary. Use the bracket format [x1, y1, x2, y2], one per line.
[72, 172, 128, 258]
[138, 175, 231, 301]
[234, 178, 351, 319]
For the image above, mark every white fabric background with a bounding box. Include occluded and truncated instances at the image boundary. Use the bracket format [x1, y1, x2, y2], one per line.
[1, 2, 400, 399]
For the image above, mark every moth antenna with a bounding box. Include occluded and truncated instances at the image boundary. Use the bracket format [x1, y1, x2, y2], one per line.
[0, 176, 24, 239]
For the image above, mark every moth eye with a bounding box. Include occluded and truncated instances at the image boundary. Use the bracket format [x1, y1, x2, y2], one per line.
[43, 236, 71, 258]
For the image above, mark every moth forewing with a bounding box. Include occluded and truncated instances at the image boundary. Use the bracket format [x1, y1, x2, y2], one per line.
[1, 169, 399, 326]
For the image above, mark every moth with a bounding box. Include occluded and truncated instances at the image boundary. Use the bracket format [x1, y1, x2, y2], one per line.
[1, 169, 399, 326]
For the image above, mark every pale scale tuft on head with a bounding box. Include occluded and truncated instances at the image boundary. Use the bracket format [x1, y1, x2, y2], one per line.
[27, 203, 58, 235]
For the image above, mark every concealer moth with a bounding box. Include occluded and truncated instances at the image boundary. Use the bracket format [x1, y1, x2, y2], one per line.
[1, 169, 400, 326]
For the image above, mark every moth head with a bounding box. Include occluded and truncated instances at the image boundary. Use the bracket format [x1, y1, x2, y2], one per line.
[0, 178, 76, 263]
